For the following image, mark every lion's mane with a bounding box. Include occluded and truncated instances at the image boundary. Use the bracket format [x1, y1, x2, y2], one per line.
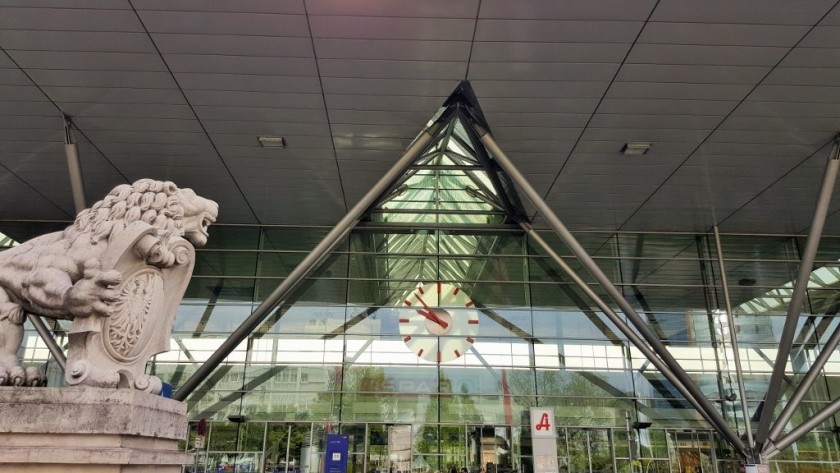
[68, 179, 186, 248]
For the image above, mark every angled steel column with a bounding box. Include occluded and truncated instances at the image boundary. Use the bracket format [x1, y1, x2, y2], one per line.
[713, 225, 755, 452]
[174, 122, 442, 401]
[64, 116, 86, 216]
[476, 126, 747, 455]
[522, 223, 748, 455]
[519, 227, 746, 455]
[763, 396, 840, 459]
[762, 321, 840, 455]
[755, 135, 840, 449]
[27, 314, 66, 371]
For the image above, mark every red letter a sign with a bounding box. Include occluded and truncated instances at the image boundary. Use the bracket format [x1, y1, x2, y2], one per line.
[535, 413, 551, 431]
[530, 407, 556, 438]
[529, 407, 559, 473]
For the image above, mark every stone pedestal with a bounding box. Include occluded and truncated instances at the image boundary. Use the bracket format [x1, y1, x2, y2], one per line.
[0, 387, 192, 472]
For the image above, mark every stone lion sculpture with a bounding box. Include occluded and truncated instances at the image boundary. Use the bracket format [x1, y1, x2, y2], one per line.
[0, 179, 217, 393]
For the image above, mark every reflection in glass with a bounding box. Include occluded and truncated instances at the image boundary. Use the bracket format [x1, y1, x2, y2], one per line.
[127, 225, 840, 468]
[368, 425, 413, 473]
[567, 429, 588, 473]
[467, 426, 515, 473]
[588, 429, 612, 473]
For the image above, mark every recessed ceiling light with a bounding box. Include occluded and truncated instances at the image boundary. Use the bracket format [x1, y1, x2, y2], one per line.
[258, 136, 286, 148]
[620, 142, 651, 155]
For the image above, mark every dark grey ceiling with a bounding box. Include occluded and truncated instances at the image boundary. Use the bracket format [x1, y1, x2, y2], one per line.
[3, 0, 840, 234]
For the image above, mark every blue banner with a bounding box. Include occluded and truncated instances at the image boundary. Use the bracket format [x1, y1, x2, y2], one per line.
[325, 434, 349, 473]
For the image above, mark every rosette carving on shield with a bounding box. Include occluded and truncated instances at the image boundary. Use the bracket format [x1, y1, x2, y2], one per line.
[105, 269, 164, 362]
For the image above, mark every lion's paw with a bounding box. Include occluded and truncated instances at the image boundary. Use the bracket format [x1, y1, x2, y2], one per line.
[24, 367, 45, 387]
[8, 365, 25, 386]
[66, 259, 122, 318]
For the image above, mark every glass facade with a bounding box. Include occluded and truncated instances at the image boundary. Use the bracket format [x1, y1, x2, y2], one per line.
[12, 224, 840, 473]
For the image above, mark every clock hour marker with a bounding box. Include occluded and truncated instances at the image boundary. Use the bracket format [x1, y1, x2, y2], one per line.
[467, 319, 478, 324]
[466, 337, 475, 343]
[399, 318, 410, 323]
[403, 336, 411, 342]
[437, 351, 441, 363]
[454, 349, 461, 357]
[465, 300, 474, 307]
[437, 281, 441, 293]
[454, 287, 460, 295]
[417, 286, 424, 294]
[403, 300, 411, 306]
[418, 349, 424, 357]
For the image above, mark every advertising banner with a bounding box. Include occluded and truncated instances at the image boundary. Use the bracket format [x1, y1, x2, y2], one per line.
[325, 434, 349, 473]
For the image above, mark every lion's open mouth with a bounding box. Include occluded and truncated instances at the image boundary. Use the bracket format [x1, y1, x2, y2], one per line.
[201, 215, 216, 236]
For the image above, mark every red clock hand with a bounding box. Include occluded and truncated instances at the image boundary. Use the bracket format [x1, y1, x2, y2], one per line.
[415, 294, 448, 328]
[414, 293, 434, 312]
[418, 309, 449, 329]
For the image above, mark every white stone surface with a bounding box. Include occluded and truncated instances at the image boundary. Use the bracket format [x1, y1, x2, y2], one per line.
[0, 386, 191, 472]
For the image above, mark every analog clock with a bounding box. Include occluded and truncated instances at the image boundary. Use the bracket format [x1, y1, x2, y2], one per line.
[398, 282, 479, 363]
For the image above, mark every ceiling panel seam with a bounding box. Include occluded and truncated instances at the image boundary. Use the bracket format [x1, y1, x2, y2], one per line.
[616, 0, 840, 232]
[717, 136, 837, 233]
[463, 0, 482, 81]
[0, 46, 126, 217]
[126, 0, 259, 223]
[302, 0, 347, 213]
[533, 0, 661, 221]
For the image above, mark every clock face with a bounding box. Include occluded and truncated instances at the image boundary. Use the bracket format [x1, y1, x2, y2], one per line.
[398, 282, 479, 363]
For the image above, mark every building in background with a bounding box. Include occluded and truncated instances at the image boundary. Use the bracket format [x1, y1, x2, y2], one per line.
[3, 2, 840, 473]
[12, 89, 840, 473]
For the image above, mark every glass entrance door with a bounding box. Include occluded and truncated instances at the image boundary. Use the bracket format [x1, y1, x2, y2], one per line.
[468, 425, 515, 473]
[564, 428, 615, 473]
[263, 423, 315, 473]
[368, 424, 413, 473]
[674, 431, 714, 473]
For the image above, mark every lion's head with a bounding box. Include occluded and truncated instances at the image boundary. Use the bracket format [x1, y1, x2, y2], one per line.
[70, 179, 218, 248]
[178, 187, 218, 247]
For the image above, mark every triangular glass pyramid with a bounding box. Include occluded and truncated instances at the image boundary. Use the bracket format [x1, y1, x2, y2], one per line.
[366, 81, 527, 226]
[357, 81, 529, 300]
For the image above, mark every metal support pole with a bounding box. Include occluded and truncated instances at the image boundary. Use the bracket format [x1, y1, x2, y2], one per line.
[523, 223, 749, 456]
[763, 396, 840, 459]
[64, 116, 86, 215]
[713, 225, 755, 453]
[174, 122, 442, 401]
[763, 321, 840, 454]
[476, 127, 747, 455]
[755, 135, 840, 448]
[26, 315, 66, 371]
[25, 116, 92, 372]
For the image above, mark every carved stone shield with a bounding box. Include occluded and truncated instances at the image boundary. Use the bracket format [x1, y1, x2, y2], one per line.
[65, 221, 195, 393]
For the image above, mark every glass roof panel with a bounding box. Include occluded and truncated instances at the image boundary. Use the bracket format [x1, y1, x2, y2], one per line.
[370, 117, 507, 226]
[736, 263, 840, 315]
[362, 89, 528, 300]
[0, 232, 19, 248]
